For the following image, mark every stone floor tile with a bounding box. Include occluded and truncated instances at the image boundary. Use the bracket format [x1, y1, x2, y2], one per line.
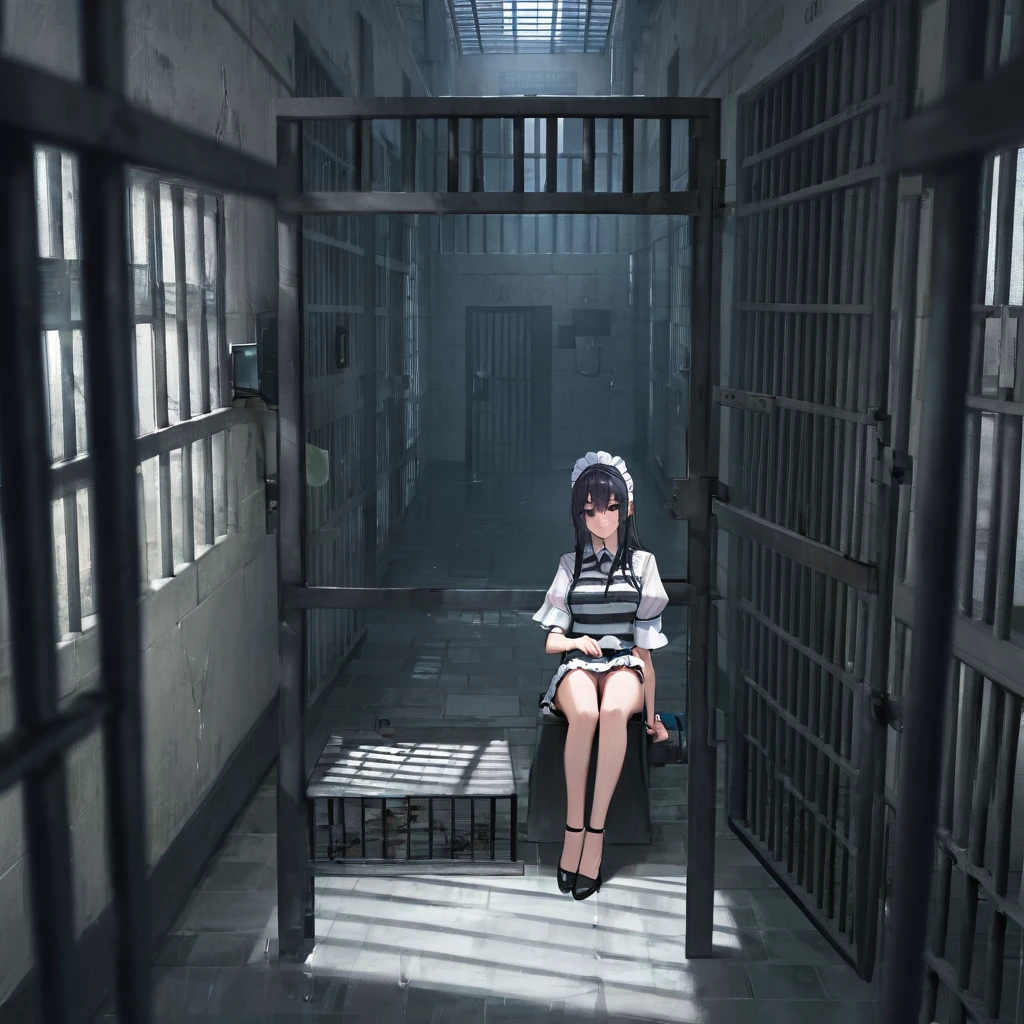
[815, 964, 880, 1000]
[745, 962, 827, 999]
[759, 927, 847, 966]
[747, 891, 819, 931]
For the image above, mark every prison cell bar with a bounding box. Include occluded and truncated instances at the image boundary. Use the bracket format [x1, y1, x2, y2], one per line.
[854, 0, 919, 979]
[0, 123, 84, 1024]
[276, 116, 310, 954]
[720, 1, 904, 977]
[880, 0, 992, 1020]
[275, 98, 692, 215]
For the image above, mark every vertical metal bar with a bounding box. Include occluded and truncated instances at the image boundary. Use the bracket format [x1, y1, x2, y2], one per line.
[510, 794, 517, 861]
[428, 798, 434, 858]
[447, 117, 459, 193]
[361, 119, 379, 588]
[77, 6, 152, 1020]
[513, 117, 525, 193]
[407, 796, 411, 860]
[402, 118, 417, 193]
[470, 799, 475, 860]
[171, 187, 195, 563]
[471, 117, 484, 192]
[360, 798, 366, 857]
[880, 0, 990, 1020]
[148, 181, 174, 578]
[622, 118, 634, 194]
[857, 0, 919, 978]
[489, 796, 496, 859]
[659, 117, 672, 193]
[685, 106, 722, 959]
[196, 194, 215, 548]
[0, 131, 83, 1024]
[276, 117, 309, 955]
[451, 796, 456, 858]
[582, 116, 595, 192]
[546, 116, 558, 192]
[382, 797, 388, 858]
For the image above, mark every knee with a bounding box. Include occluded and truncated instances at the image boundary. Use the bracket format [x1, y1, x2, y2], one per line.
[599, 702, 631, 723]
[570, 706, 599, 731]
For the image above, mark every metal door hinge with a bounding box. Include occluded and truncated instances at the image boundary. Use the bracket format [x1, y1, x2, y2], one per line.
[871, 691, 903, 731]
[872, 443, 913, 485]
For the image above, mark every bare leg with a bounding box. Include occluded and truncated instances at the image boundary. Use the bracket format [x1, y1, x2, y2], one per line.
[578, 669, 644, 880]
[553, 670, 599, 873]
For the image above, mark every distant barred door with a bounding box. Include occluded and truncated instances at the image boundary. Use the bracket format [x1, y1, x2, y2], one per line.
[466, 307, 551, 476]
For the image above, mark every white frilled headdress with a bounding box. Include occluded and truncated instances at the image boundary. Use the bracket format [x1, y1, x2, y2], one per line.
[570, 451, 634, 501]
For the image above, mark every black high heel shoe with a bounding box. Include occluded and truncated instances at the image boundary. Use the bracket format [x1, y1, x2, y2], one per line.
[557, 824, 585, 893]
[572, 825, 604, 901]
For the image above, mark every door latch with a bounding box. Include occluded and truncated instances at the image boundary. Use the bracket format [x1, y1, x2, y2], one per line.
[872, 443, 913, 485]
[666, 476, 730, 521]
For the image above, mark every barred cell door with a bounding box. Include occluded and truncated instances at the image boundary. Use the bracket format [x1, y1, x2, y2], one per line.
[466, 306, 551, 476]
[722, 0, 909, 981]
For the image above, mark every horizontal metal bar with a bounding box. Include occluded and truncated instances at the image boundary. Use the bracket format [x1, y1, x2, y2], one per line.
[714, 501, 878, 592]
[714, 386, 878, 424]
[50, 405, 258, 498]
[892, 583, 1024, 702]
[742, 91, 893, 170]
[715, 387, 776, 414]
[280, 190, 701, 217]
[135, 405, 253, 462]
[934, 828, 1024, 930]
[739, 729, 859, 855]
[737, 302, 873, 315]
[741, 672, 860, 777]
[309, 859, 524, 876]
[739, 598, 861, 692]
[275, 96, 717, 121]
[890, 51, 1024, 174]
[922, 952, 998, 1024]
[736, 165, 884, 218]
[0, 693, 110, 795]
[286, 581, 696, 611]
[965, 393, 1024, 416]
[0, 56, 279, 200]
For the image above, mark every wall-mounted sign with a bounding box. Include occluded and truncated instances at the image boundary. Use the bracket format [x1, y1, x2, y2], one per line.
[499, 70, 579, 95]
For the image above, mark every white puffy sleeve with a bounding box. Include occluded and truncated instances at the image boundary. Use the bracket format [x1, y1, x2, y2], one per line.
[634, 552, 669, 650]
[533, 553, 573, 633]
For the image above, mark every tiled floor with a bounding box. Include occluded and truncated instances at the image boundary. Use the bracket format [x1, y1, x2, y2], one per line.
[96, 465, 881, 1022]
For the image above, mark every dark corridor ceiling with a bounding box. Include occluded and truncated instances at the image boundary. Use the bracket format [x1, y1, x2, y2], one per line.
[446, 0, 618, 55]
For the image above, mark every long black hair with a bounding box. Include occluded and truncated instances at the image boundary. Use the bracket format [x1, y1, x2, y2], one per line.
[569, 464, 645, 597]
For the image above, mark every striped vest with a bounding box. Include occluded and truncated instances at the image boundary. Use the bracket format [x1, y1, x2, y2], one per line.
[564, 546, 641, 652]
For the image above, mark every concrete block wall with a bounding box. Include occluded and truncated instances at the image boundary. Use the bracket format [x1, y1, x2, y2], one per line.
[0, 0, 426, 1013]
[426, 251, 635, 470]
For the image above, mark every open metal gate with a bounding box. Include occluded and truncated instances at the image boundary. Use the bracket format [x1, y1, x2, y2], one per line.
[722, 0, 912, 980]
[275, 95, 722, 958]
[0, 2, 279, 1021]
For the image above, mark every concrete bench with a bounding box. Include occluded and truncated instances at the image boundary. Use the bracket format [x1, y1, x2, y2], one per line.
[526, 700, 652, 845]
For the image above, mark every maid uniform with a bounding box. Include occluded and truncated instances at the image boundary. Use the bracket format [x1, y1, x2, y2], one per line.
[533, 452, 670, 715]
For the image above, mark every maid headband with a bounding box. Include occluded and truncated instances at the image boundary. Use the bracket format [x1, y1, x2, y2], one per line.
[570, 451, 634, 502]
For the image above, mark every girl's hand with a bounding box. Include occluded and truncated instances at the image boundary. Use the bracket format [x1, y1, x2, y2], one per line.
[574, 636, 604, 658]
[646, 719, 670, 743]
